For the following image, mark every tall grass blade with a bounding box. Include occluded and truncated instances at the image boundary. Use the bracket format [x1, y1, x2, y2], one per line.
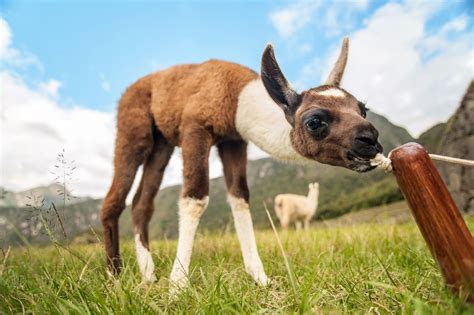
[263, 202, 299, 303]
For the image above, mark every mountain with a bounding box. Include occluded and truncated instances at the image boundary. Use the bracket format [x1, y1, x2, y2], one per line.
[0, 111, 415, 245]
[0, 197, 102, 247]
[417, 122, 447, 154]
[415, 81, 474, 213]
[436, 81, 474, 213]
[0, 184, 91, 208]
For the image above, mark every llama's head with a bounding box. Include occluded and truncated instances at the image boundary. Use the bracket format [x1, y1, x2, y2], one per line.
[309, 182, 319, 191]
[261, 38, 382, 172]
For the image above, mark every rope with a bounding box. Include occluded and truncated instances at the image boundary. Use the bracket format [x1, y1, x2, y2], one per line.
[370, 152, 474, 173]
[370, 153, 393, 172]
[428, 154, 474, 166]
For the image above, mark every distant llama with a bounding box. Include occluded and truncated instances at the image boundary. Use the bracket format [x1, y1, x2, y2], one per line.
[274, 182, 319, 230]
[100, 37, 382, 291]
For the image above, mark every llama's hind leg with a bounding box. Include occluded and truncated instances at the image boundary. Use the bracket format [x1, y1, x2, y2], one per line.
[218, 140, 268, 286]
[169, 126, 212, 291]
[101, 82, 154, 275]
[131, 137, 174, 283]
[101, 139, 150, 275]
[303, 218, 310, 230]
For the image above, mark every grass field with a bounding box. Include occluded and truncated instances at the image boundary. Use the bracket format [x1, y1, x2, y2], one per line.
[1, 217, 474, 314]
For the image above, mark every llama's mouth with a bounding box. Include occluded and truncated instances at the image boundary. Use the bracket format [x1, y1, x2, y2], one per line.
[346, 151, 377, 173]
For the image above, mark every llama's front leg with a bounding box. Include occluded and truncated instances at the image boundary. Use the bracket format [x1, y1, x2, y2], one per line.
[169, 125, 212, 292]
[227, 194, 268, 285]
[218, 141, 268, 286]
[169, 196, 209, 289]
[280, 215, 290, 230]
[295, 221, 302, 231]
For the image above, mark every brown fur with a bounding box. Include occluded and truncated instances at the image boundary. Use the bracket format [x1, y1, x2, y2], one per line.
[150, 60, 257, 145]
[218, 140, 249, 202]
[101, 60, 257, 272]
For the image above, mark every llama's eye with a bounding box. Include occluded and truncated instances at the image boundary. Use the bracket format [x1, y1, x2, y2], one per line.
[358, 102, 368, 118]
[305, 118, 328, 131]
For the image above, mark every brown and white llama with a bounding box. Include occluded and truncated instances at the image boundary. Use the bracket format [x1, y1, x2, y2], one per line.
[100, 37, 383, 290]
[275, 182, 319, 230]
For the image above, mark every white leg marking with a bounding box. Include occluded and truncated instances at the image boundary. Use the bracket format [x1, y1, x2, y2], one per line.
[227, 194, 268, 286]
[169, 196, 209, 291]
[134, 234, 156, 283]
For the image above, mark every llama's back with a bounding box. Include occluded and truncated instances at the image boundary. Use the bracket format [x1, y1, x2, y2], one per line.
[274, 194, 307, 220]
[135, 60, 258, 146]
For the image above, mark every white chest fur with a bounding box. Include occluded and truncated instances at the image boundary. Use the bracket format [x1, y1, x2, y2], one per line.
[235, 79, 309, 163]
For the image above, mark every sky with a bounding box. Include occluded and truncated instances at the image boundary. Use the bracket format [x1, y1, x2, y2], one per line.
[1, 0, 473, 198]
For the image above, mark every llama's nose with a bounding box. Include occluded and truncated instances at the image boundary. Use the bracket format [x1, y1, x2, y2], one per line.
[352, 124, 383, 159]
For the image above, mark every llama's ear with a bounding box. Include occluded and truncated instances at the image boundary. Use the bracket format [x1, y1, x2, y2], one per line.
[261, 44, 301, 125]
[325, 37, 349, 86]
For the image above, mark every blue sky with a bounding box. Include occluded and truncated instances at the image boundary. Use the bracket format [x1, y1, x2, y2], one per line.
[3, 0, 470, 111]
[1, 0, 473, 196]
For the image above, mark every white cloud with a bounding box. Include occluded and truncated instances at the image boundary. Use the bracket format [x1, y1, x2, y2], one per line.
[38, 79, 62, 98]
[300, 1, 473, 136]
[269, 1, 321, 38]
[270, 0, 370, 38]
[421, 14, 470, 55]
[0, 18, 40, 68]
[1, 71, 113, 197]
[0, 18, 12, 59]
[440, 14, 468, 33]
[323, 2, 364, 38]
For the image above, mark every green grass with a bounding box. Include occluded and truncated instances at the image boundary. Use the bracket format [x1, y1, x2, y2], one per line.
[1, 218, 474, 314]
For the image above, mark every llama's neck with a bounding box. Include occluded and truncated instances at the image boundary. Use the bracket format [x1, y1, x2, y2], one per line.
[235, 79, 310, 163]
[306, 188, 319, 211]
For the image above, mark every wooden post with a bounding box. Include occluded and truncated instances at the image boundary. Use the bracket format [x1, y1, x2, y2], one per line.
[390, 142, 474, 302]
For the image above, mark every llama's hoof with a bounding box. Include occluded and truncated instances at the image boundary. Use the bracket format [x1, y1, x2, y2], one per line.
[246, 267, 269, 286]
[168, 280, 189, 298]
[169, 270, 189, 297]
[255, 273, 269, 286]
[141, 273, 157, 284]
[105, 269, 119, 282]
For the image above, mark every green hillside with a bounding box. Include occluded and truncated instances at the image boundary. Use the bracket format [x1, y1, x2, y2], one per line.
[0, 199, 102, 247]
